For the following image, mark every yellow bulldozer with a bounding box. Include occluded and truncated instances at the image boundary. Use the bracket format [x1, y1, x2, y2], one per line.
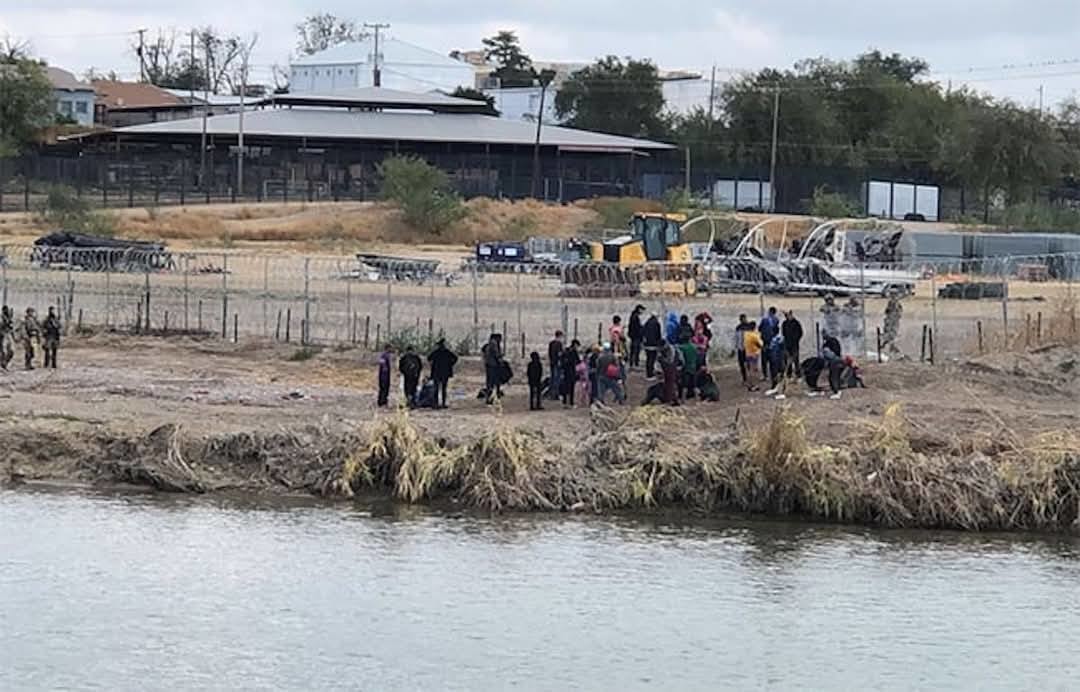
[566, 212, 697, 296]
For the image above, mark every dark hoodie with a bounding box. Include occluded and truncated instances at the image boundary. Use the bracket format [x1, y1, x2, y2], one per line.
[642, 315, 663, 349]
[628, 308, 645, 342]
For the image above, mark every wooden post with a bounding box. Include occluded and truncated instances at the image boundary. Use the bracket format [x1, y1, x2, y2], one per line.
[275, 310, 282, 341]
[597, 322, 602, 345]
[1037, 311, 1043, 343]
[352, 313, 358, 345]
[364, 315, 371, 350]
[233, 314, 239, 343]
[521, 332, 526, 359]
[77, 309, 83, 333]
[135, 300, 143, 335]
[197, 300, 203, 333]
[285, 308, 292, 343]
[573, 318, 579, 341]
[375, 323, 381, 350]
[920, 324, 928, 362]
[1025, 314, 1031, 348]
[977, 320, 984, 354]
[815, 322, 821, 353]
[876, 327, 882, 363]
[164, 311, 169, 335]
[301, 319, 307, 346]
[428, 317, 434, 344]
[929, 327, 935, 364]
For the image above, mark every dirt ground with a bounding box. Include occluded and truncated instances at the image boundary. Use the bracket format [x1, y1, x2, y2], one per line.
[2, 333, 1077, 457]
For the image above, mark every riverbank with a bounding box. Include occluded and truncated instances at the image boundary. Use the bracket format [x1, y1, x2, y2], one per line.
[3, 335, 1080, 531]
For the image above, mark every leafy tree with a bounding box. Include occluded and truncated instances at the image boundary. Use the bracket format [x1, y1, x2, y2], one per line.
[296, 13, 363, 56]
[555, 56, 668, 139]
[378, 156, 467, 235]
[450, 86, 498, 115]
[0, 58, 54, 156]
[482, 31, 535, 88]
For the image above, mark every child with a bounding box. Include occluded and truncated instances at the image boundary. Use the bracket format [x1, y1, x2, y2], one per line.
[742, 322, 764, 392]
[575, 359, 590, 409]
[527, 352, 544, 411]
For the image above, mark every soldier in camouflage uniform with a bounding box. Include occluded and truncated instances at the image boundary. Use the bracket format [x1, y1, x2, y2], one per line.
[21, 307, 41, 371]
[43, 307, 61, 369]
[881, 290, 904, 356]
[839, 296, 863, 356]
[819, 294, 841, 341]
[0, 305, 13, 371]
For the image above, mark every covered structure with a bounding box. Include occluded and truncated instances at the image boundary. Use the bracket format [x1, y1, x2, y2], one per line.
[49, 88, 676, 202]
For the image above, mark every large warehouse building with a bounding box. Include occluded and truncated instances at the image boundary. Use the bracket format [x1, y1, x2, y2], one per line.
[51, 87, 676, 202]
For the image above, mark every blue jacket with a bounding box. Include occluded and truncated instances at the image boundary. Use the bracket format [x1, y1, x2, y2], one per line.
[665, 312, 680, 344]
[760, 314, 780, 342]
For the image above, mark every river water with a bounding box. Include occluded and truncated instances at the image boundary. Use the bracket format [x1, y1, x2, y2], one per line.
[3, 488, 1080, 691]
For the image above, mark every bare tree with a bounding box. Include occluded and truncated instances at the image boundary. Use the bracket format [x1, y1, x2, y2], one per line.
[295, 13, 365, 56]
[135, 29, 181, 85]
[271, 63, 291, 94]
[196, 27, 244, 94]
[226, 34, 259, 96]
[83, 67, 120, 82]
[0, 35, 31, 64]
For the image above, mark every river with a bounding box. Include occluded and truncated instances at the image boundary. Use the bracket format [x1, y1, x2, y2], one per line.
[3, 488, 1079, 691]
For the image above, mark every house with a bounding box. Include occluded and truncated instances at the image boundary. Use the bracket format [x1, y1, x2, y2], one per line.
[46, 67, 95, 127]
[92, 81, 193, 127]
[290, 37, 475, 93]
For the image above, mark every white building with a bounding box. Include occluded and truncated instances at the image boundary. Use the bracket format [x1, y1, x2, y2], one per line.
[290, 37, 475, 94]
[46, 67, 95, 127]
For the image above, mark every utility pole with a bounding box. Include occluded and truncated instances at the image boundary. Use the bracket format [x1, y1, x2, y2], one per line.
[189, 29, 196, 101]
[531, 70, 555, 199]
[199, 32, 210, 193]
[768, 87, 780, 213]
[137, 28, 147, 82]
[237, 35, 258, 200]
[707, 64, 716, 127]
[363, 23, 390, 87]
[1038, 84, 1045, 116]
[684, 146, 691, 192]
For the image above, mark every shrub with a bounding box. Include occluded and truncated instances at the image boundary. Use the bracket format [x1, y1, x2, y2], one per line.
[809, 186, 860, 219]
[581, 196, 663, 229]
[35, 185, 117, 236]
[378, 155, 467, 235]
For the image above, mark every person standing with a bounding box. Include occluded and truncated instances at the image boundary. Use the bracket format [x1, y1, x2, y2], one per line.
[547, 330, 564, 400]
[758, 307, 780, 381]
[659, 341, 680, 406]
[43, 307, 61, 370]
[527, 351, 544, 411]
[742, 321, 764, 392]
[642, 313, 663, 379]
[21, 307, 41, 371]
[377, 345, 394, 407]
[609, 316, 626, 357]
[782, 310, 804, 377]
[733, 314, 755, 387]
[822, 334, 844, 400]
[560, 339, 581, 408]
[628, 305, 645, 369]
[881, 290, 904, 357]
[765, 331, 786, 394]
[482, 334, 504, 405]
[820, 294, 841, 341]
[596, 344, 624, 405]
[427, 339, 458, 409]
[0, 305, 14, 371]
[677, 335, 699, 401]
[399, 345, 423, 407]
[676, 314, 694, 344]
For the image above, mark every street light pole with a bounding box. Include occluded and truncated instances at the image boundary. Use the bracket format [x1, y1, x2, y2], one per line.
[768, 87, 780, 213]
[531, 69, 555, 200]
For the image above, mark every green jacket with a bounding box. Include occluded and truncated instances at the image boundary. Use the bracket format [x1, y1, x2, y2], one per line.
[678, 342, 698, 374]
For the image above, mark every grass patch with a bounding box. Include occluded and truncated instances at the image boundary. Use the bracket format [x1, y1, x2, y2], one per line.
[287, 346, 322, 362]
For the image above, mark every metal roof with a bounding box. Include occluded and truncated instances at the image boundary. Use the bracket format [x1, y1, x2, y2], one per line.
[259, 88, 490, 113]
[292, 37, 467, 68]
[46, 67, 94, 93]
[104, 107, 675, 151]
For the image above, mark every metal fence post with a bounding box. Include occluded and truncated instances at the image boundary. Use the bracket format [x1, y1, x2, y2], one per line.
[385, 276, 392, 341]
[472, 263, 479, 351]
[65, 247, 74, 326]
[659, 263, 667, 322]
[1, 245, 7, 306]
[515, 270, 523, 351]
[1000, 260, 1009, 342]
[263, 256, 270, 339]
[345, 261, 353, 345]
[859, 259, 868, 358]
[221, 253, 229, 339]
[183, 254, 190, 332]
[930, 265, 938, 361]
[143, 270, 151, 332]
[104, 259, 111, 329]
[304, 257, 312, 345]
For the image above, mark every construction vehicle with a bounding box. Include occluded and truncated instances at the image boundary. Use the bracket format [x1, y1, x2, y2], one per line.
[564, 213, 698, 296]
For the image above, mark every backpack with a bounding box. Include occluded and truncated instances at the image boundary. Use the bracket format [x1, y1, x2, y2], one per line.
[605, 363, 620, 379]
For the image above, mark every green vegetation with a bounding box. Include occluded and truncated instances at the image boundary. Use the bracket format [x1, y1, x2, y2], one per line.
[0, 57, 54, 156]
[287, 346, 321, 362]
[809, 186, 861, 219]
[378, 155, 468, 235]
[481, 31, 536, 88]
[35, 186, 117, 236]
[556, 56, 668, 139]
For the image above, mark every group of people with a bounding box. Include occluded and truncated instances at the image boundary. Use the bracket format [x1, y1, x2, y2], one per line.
[0, 306, 61, 371]
[377, 338, 459, 410]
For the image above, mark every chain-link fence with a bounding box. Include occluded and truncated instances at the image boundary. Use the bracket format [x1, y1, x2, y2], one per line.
[1, 245, 1078, 362]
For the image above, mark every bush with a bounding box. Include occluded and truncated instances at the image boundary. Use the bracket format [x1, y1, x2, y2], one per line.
[378, 156, 467, 235]
[581, 196, 664, 229]
[809, 186, 860, 219]
[35, 185, 117, 236]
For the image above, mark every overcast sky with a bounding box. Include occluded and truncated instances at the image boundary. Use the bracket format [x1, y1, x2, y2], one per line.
[4, 0, 1080, 107]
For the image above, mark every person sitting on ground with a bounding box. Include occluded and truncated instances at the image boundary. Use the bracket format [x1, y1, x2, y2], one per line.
[677, 334, 699, 401]
[696, 365, 720, 402]
[527, 351, 544, 411]
[377, 344, 394, 408]
[399, 345, 423, 407]
[841, 355, 866, 390]
[427, 339, 458, 410]
[642, 313, 663, 379]
[415, 378, 438, 409]
[742, 321, 764, 392]
[596, 343, 625, 405]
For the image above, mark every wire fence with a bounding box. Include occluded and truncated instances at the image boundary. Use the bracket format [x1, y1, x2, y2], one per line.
[1, 245, 1078, 363]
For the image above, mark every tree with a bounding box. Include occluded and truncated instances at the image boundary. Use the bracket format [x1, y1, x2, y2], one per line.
[555, 56, 668, 139]
[296, 13, 363, 56]
[0, 36, 30, 64]
[482, 31, 535, 88]
[378, 156, 467, 235]
[451, 86, 498, 115]
[0, 58, 54, 155]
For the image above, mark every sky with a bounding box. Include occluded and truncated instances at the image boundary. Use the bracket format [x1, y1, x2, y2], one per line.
[4, 0, 1080, 108]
